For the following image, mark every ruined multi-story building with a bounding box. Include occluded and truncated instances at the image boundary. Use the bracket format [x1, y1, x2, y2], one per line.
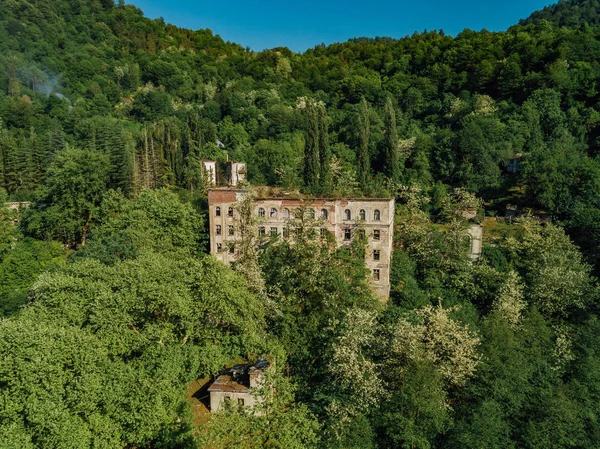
[208, 188, 395, 299]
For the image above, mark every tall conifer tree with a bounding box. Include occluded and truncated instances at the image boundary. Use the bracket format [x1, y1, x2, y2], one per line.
[318, 103, 331, 195]
[384, 97, 400, 186]
[303, 99, 320, 194]
[358, 97, 371, 191]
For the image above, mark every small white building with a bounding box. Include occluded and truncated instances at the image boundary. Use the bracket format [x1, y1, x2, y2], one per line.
[208, 361, 269, 412]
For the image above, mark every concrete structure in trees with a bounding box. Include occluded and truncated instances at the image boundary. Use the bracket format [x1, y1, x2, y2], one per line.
[208, 360, 269, 412]
[227, 162, 247, 187]
[467, 224, 483, 262]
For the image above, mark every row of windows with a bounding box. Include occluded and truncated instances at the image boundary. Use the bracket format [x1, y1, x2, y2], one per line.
[255, 207, 382, 221]
[215, 225, 235, 236]
[218, 225, 382, 243]
[344, 209, 381, 221]
[216, 242, 235, 254]
[345, 228, 381, 241]
[215, 206, 382, 222]
[215, 207, 234, 217]
[217, 242, 381, 263]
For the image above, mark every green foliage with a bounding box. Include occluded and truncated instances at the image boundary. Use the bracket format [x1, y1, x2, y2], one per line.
[74, 188, 205, 263]
[2, 0, 600, 447]
[196, 365, 320, 449]
[22, 146, 110, 246]
[1, 251, 267, 447]
[0, 238, 66, 317]
[383, 97, 401, 187]
[504, 218, 597, 318]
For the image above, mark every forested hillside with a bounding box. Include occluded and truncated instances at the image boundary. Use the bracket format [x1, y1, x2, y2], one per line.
[524, 0, 600, 26]
[2, 0, 600, 447]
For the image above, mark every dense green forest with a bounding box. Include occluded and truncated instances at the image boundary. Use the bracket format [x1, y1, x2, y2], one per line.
[2, 0, 600, 447]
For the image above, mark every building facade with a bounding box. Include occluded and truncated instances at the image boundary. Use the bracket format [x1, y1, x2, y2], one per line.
[208, 188, 395, 299]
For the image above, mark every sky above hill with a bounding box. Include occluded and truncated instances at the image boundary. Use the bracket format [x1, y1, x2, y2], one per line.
[130, 0, 555, 52]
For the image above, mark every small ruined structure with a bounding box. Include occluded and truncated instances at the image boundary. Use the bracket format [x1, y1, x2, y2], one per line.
[467, 224, 483, 262]
[459, 208, 478, 221]
[201, 160, 247, 187]
[504, 204, 551, 224]
[208, 360, 269, 412]
[208, 188, 395, 299]
[202, 160, 217, 187]
[227, 162, 247, 187]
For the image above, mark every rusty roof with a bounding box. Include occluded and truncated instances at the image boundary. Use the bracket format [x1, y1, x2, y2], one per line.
[207, 374, 250, 393]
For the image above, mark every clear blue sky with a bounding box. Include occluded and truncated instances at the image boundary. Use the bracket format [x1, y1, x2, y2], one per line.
[130, 0, 555, 52]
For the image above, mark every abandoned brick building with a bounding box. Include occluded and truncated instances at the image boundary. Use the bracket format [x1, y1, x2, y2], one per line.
[208, 188, 395, 299]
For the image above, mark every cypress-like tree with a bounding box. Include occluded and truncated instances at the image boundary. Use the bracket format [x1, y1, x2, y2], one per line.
[357, 97, 371, 191]
[383, 97, 400, 186]
[318, 103, 331, 195]
[303, 99, 320, 194]
[30, 126, 46, 184]
[44, 119, 65, 161]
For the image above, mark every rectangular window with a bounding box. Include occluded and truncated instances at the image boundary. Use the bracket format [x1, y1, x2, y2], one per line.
[216, 243, 222, 252]
[228, 225, 234, 236]
[358, 229, 366, 239]
[270, 227, 278, 237]
[373, 229, 381, 241]
[216, 207, 221, 217]
[228, 207, 234, 217]
[238, 398, 245, 406]
[283, 227, 289, 238]
[320, 228, 328, 237]
[258, 227, 265, 237]
[229, 244, 235, 254]
[373, 250, 381, 261]
[344, 228, 352, 240]
[373, 269, 380, 281]
[216, 225, 222, 236]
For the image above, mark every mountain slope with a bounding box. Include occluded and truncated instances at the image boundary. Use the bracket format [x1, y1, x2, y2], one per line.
[522, 0, 600, 26]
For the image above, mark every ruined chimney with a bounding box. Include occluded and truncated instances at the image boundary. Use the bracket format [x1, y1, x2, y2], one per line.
[249, 367, 263, 388]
